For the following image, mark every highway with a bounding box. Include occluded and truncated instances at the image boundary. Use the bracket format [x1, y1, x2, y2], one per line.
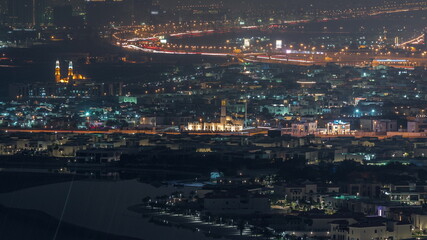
[3, 128, 427, 139]
[1, 128, 269, 136]
[114, 20, 427, 68]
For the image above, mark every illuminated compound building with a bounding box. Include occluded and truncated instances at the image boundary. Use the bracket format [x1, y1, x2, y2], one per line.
[187, 99, 244, 132]
[10, 60, 121, 99]
[55, 60, 87, 84]
[326, 120, 351, 135]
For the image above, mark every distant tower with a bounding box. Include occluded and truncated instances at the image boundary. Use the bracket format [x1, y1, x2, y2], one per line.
[67, 61, 74, 79]
[55, 60, 61, 82]
[394, 36, 400, 47]
[220, 99, 227, 124]
[244, 100, 248, 128]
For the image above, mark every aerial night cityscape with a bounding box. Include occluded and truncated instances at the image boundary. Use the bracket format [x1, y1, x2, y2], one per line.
[1, 1, 427, 240]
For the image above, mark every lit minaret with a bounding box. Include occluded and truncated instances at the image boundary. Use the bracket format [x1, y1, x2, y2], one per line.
[220, 99, 227, 124]
[55, 60, 61, 82]
[68, 61, 74, 79]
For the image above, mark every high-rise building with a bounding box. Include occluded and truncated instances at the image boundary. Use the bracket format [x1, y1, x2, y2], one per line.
[7, 0, 33, 26]
[86, 0, 151, 27]
[424, 31, 427, 48]
[131, 0, 152, 24]
[175, 0, 226, 21]
[0, 0, 8, 23]
[394, 36, 400, 47]
[86, 0, 126, 27]
[53, 5, 73, 26]
[6, 0, 48, 27]
[34, 0, 48, 26]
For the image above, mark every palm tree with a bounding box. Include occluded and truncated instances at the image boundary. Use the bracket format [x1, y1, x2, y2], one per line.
[142, 196, 151, 205]
[237, 220, 246, 236]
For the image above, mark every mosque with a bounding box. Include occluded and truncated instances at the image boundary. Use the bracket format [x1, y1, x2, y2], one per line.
[187, 100, 245, 132]
[55, 60, 87, 84]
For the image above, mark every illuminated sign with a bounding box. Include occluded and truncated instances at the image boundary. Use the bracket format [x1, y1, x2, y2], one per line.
[244, 39, 250, 48]
[276, 40, 282, 49]
[210, 172, 223, 180]
[285, 49, 324, 55]
[375, 59, 408, 62]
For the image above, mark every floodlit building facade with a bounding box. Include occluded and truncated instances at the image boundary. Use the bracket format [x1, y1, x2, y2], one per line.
[327, 120, 351, 135]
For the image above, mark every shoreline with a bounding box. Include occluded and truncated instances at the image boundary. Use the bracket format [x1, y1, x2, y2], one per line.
[0, 205, 143, 240]
[129, 204, 253, 240]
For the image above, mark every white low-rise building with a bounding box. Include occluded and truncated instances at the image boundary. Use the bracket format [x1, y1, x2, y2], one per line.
[291, 121, 317, 136]
[330, 220, 411, 240]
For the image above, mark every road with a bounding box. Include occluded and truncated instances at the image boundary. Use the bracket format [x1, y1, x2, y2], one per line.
[1, 128, 268, 136]
[3, 128, 427, 139]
